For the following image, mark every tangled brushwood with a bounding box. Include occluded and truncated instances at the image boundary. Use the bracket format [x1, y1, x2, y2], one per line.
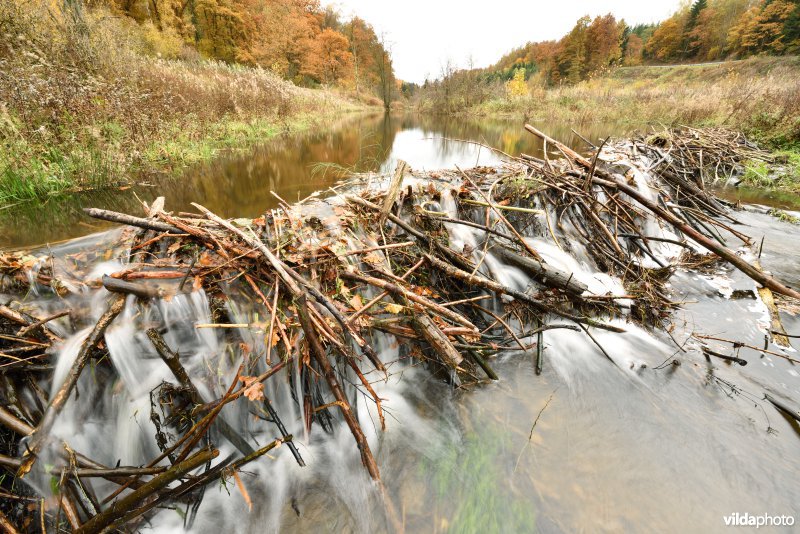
[0, 126, 797, 532]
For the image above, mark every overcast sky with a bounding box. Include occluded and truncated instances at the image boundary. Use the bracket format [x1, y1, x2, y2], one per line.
[325, 1, 684, 83]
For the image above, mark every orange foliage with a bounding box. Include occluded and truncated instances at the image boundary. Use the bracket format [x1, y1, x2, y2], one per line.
[303, 28, 353, 84]
[107, 0, 393, 95]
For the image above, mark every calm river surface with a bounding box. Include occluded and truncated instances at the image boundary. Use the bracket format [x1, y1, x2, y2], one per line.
[2, 113, 622, 248]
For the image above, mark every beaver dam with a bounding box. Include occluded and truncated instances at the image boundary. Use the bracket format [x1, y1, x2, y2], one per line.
[2, 126, 800, 533]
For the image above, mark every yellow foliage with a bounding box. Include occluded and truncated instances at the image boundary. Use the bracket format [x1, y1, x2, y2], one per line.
[140, 22, 184, 59]
[505, 68, 528, 98]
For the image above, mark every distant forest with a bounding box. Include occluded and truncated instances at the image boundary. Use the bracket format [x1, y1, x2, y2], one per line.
[423, 0, 800, 89]
[104, 0, 395, 99]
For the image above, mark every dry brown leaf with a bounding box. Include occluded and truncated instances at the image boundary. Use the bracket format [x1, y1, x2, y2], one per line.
[268, 331, 280, 347]
[363, 252, 383, 265]
[350, 294, 363, 310]
[198, 251, 215, 266]
[238, 376, 265, 401]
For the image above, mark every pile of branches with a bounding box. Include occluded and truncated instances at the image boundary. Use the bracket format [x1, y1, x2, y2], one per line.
[643, 126, 773, 184]
[1, 126, 797, 532]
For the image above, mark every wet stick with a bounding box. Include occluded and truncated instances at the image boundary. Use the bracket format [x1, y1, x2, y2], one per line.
[340, 272, 479, 332]
[18, 294, 126, 477]
[423, 254, 624, 333]
[380, 160, 409, 225]
[296, 296, 381, 481]
[75, 447, 218, 534]
[524, 124, 800, 301]
[146, 328, 255, 456]
[192, 202, 386, 374]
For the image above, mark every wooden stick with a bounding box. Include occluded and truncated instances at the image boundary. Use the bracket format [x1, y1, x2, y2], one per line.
[423, 254, 624, 332]
[75, 448, 218, 534]
[380, 160, 408, 225]
[524, 124, 800, 301]
[340, 272, 479, 332]
[83, 208, 182, 234]
[296, 298, 381, 481]
[18, 294, 126, 477]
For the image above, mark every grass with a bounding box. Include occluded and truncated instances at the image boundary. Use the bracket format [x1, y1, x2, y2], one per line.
[436, 56, 800, 151]
[0, 0, 374, 207]
[740, 149, 800, 191]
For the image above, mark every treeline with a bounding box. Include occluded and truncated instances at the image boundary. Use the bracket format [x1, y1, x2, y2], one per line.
[104, 0, 395, 105]
[418, 0, 799, 102]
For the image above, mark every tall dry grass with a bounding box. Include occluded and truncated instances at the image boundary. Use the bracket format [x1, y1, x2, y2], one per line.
[472, 57, 800, 148]
[0, 0, 361, 204]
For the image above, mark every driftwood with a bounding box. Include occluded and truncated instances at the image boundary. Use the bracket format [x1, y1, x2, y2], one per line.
[82, 208, 182, 234]
[491, 245, 588, 296]
[423, 254, 624, 333]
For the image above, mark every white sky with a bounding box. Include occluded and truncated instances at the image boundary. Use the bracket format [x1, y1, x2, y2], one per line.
[325, 1, 684, 83]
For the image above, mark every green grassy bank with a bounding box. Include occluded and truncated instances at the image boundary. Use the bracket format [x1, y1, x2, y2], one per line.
[0, 2, 376, 207]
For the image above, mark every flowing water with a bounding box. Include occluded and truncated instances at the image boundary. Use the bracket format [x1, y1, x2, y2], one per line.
[4, 115, 800, 534]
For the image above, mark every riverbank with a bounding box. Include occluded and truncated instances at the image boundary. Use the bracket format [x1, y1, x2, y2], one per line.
[416, 57, 800, 192]
[466, 57, 799, 144]
[0, 3, 379, 208]
[0, 57, 373, 207]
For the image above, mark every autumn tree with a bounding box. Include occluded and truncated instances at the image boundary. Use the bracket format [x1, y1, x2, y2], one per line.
[557, 15, 590, 83]
[624, 33, 645, 65]
[373, 33, 394, 110]
[345, 17, 379, 95]
[304, 27, 352, 84]
[645, 9, 690, 61]
[584, 14, 624, 73]
[743, 0, 798, 53]
[505, 68, 528, 97]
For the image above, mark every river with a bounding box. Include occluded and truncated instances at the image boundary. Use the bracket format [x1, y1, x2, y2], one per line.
[2, 114, 622, 248]
[3, 114, 800, 533]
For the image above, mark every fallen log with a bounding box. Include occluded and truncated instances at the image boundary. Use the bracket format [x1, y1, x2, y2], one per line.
[491, 245, 588, 296]
[423, 254, 624, 333]
[83, 208, 182, 235]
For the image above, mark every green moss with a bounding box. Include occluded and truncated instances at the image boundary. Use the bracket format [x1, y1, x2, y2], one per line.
[425, 432, 537, 533]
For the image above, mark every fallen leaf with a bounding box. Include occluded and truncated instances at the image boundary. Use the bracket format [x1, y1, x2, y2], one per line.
[238, 376, 265, 401]
[268, 331, 280, 347]
[350, 294, 363, 310]
[363, 252, 383, 265]
[384, 303, 404, 314]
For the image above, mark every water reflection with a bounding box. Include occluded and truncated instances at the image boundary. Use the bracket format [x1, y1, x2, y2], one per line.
[1, 113, 620, 248]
